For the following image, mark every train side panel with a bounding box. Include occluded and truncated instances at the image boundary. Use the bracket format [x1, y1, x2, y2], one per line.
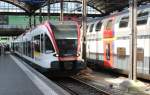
[86, 5, 150, 79]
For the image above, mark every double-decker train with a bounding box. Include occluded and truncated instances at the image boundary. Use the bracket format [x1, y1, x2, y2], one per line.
[12, 21, 86, 76]
[84, 5, 150, 79]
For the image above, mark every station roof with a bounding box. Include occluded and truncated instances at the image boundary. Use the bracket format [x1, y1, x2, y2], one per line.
[2, 0, 150, 16]
[0, 0, 150, 36]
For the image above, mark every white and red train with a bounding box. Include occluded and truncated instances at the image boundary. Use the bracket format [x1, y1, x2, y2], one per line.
[85, 5, 150, 79]
[12, 21, 86, 76]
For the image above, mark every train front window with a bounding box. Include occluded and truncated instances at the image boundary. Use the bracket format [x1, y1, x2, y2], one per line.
[56, 39, 77, 56]
[50, 21, 78, 56]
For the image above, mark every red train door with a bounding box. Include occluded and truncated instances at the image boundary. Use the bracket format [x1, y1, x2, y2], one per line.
[103, 18, 114, 68]
[103, 41, 113, 68]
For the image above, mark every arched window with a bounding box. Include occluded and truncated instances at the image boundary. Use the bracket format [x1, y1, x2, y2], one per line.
[0, 1, 25, 12]
[36, 2, 100, 14]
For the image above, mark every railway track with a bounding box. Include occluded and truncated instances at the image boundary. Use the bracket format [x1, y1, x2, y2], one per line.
[51, 77, 110, 95]
[72, 76, 124, 95]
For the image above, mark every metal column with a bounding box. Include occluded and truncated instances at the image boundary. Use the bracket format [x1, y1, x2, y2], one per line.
[34, 14, 36, 26]
[48, 0, 50, 20]
[129, 0, 137, 81]
[82, 0, 87, 60]
[29, 15, 32, 28]
[60, 0, 64, 21]
[39, 8, 42, 23]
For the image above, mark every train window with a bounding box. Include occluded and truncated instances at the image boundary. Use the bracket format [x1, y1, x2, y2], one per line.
[27, 41, 32, 57]
[89, 24, 94, 32]
[137, 11, 149, 25]
[119, 16, 129, 28]
[14, 43, 18, 52]
[45, 34, 54, 52]
[34, 35, 40, 52]
[18, 43, 22, 53]
[86, 25, 89, 32]
[95, 21, 102, 32]
[106, 20, 113, 30]
[23, 42, 26, 55]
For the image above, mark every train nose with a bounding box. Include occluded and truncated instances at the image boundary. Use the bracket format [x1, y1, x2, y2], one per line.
[64, 62, 73, 70]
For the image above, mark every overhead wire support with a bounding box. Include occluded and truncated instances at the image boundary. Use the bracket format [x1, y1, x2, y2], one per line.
[129, 0, 137, 81]
[60, 0, 64, 21]
[47, 0, 51, 20]
[29, 14, 32, 28]
[39, 8, 42, 23]
[82, 0, 87, 60]
[33, 14, 36, 27]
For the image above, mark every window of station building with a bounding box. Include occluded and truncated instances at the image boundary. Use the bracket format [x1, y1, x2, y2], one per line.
[119, 16, 129, 28]
[45, 34, 54, 53]
[89, 24, 94, 32]
[137, 11, 149, 25]
[106, 20, 113, 30]
[36, 2, 100, 14]
[0, 1, 25, 12]
[95, 21, 102, 32]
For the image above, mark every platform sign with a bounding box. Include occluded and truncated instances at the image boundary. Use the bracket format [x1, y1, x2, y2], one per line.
[0, 15, 8, 25]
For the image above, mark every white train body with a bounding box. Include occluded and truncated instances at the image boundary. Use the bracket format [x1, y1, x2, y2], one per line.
[13, 21, 85, 76]
[85, 5, 150, 79]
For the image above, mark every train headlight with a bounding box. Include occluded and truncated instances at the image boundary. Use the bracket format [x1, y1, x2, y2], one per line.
[77, 53, 80, 57]
[53, 53, 59, 57]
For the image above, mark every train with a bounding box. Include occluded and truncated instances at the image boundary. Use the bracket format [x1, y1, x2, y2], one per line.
[84, 5, 150, 80]
[12, 20, 86, 76]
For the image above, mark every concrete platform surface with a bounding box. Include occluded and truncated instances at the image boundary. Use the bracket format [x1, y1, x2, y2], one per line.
[0, 54, 70, 95]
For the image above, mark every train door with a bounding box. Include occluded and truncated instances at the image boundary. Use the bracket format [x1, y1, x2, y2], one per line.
[103, 18, 114, 68]
[33, 35, 41, 61]
[103, 41, 113, 68]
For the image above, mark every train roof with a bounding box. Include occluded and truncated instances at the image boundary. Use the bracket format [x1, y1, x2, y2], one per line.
[103, 4, 150, 19]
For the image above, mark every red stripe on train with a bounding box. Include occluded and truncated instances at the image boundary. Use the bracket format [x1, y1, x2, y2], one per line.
[44, 22, 59, 53]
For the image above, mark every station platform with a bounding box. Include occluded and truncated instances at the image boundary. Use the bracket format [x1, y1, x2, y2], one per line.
[0, 53, 70, 95]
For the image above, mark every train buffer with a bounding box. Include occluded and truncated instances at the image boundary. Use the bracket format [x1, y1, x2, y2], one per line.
[0, 53, 70, 95]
